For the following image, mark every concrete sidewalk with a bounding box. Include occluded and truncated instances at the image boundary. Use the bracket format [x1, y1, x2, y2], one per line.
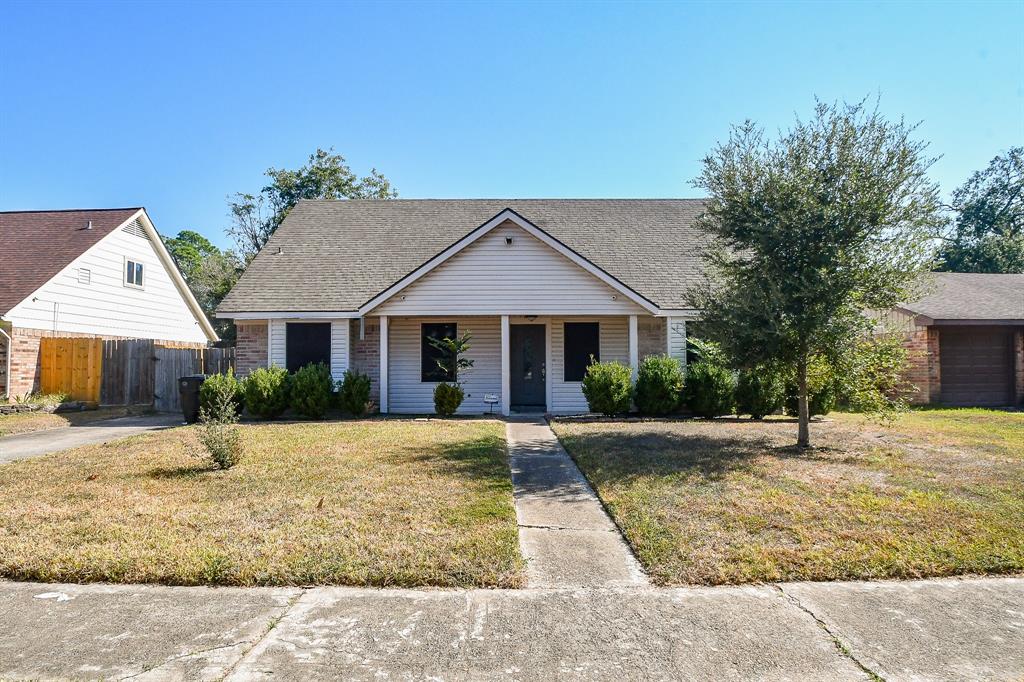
[0, 413, 182, 463]
[506, 417, 647, 588]
[0, 577, 1020, 680]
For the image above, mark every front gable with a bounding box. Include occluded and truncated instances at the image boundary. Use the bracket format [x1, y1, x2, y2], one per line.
[369, 220, 649, 316]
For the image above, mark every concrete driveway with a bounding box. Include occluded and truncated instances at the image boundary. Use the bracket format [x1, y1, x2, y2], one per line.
[0, 576, 1020, 680]
[0, 413, 183, 463]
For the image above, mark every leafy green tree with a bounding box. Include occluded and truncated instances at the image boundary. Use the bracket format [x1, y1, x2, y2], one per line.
[163, 230, 242, 342]
[690, 100, 943, 447]
[228, 148, 397, 260]
[937, 147, 1024, 273]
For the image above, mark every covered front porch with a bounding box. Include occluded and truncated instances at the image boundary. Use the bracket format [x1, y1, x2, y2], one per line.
[376, 314, 687, 415]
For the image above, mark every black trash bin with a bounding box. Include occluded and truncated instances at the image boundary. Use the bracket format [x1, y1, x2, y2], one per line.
[179, 374, 207, 424]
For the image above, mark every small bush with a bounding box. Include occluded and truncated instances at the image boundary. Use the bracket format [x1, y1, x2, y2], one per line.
[199, 369, 244, 415]
[634, 355, 684, 415]
[582, 360, 633, 416]
[290, 362, 334, 419]
[193, 383, 242, 469]
[784, 357, 838, 417]
[683, 361, 736, 418]
[244, 366, 291, 419]
[434, 382, 464, 416]
[338, 369, 373, 416]
[735, 366, 785, 419]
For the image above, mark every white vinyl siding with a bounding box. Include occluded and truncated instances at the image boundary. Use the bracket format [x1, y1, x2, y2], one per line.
[267, 318, 350, 382]
[387, 316, 501, 414]
[549, 316, 628, 414]
[372, 223, 647, 316]
[5, 225, 208, 343]
[668, 316, 688, 369]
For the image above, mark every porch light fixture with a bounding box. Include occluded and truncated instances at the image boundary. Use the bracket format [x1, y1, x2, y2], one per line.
[526, 315, 537, 321]
[505, 236, 513, 245]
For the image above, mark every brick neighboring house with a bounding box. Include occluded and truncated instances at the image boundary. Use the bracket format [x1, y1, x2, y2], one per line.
[891, 272, 1024, 407]
[218, 200, 700, 415]
[0, 208, 218, 399]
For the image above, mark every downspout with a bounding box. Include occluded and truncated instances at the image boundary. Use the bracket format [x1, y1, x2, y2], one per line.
[0, 324, 11, 401]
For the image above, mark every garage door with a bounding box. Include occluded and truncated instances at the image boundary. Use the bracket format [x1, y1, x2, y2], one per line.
[939, 327, 1015, 406]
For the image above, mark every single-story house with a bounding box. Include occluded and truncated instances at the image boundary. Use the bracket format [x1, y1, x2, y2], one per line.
[890, 272, 1024, 407]
[0, 208, 218, 398]
[217, 200, 703, 415]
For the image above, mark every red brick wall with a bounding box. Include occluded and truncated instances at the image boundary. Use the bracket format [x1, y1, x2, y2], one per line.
[0, 332, 8, 397]
[902, 324, 940, 404]
[349, 318, 381, 402]
[235, 322, 268, 377]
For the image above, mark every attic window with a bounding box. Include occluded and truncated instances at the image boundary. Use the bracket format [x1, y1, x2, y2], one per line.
[124, 259, 144, 288]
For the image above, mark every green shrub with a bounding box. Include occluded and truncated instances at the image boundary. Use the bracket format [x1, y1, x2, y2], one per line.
[338, 369, 373, 416]
[243, 366, 291, 419]
[199, 369, 244, 415]
[581, 360, 633, 416]
[735, 366, 785, 419]
[683, 361, 736, 418]
[634, 355, 684, 415]
[290, 362, 334, 419]
[784, 357, 838, 417]
[433, 382, 464, 416]
[194, 383, 242, 469]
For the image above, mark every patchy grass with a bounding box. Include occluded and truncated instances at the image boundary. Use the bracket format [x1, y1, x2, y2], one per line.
[552, 408, 1024, 586]
[0, 407, 138, 437]
[0, 419, 523, 588]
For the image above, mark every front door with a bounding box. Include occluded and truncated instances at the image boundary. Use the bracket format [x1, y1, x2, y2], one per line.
[510, 324, 546, 411]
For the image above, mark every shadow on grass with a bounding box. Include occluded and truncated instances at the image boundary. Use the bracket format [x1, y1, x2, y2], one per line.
[403, 435, 512, 490]
[559, 428, 841, 486]
[146, 464, 213, 479]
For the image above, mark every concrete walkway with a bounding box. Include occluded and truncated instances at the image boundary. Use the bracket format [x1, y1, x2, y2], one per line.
[506, 417, 647, 588]
[0, 413, 182, 463]
[0, 577, 1020, 680]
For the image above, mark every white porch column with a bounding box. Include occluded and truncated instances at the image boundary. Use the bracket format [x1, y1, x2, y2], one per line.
[379, 315, 389, 414]
[628, 314, 639, 380]
[500, 315, 511, 416]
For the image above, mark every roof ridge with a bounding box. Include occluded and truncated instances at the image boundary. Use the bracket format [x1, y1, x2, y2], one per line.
[297, 197, 707, 203]
[0, 207, 142, 214]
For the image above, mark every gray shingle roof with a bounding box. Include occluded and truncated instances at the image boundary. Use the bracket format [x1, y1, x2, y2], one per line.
[901, 272, 1024, 322]
[218, 199, 709, 314]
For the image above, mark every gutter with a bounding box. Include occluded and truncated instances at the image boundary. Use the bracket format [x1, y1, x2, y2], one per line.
[0, 323, 11, 400]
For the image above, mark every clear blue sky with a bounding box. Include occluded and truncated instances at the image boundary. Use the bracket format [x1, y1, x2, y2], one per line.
[2, 1, 1021, 249]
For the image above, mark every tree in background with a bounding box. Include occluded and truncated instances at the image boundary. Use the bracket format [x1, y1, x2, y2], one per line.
[690, 100, 943, 447]
[164, 230, 242, 342]
[227, 148, 397, 260]
[937, 147, 1023, 273]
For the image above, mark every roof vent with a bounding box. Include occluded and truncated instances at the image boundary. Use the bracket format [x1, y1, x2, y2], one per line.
[86, 220, 93, 230]
[276, 246, 283, 255]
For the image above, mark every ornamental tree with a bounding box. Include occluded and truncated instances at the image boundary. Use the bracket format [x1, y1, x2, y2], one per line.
[689, 100, 943, 447]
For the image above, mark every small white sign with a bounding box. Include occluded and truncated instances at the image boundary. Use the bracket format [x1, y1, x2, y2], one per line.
[483, 394, 500, 404]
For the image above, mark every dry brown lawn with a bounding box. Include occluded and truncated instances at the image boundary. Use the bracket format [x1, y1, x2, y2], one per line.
[0, 419, 524, 588]
[552, 408, 1024, 586]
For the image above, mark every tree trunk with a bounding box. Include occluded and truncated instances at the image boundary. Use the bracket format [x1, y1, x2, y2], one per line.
[797, 356, 811, 448]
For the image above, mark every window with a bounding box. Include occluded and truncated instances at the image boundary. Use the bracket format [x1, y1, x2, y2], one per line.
[124, 259, 144, 288]
[421, 322, 457, 382]
[286, 323, 331, 372]
[563, 322, 599, 381]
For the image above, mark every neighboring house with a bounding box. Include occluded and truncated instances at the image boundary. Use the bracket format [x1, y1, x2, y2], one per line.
[889, 272, 1024, 407]
[0, 208, 218, 398]
[218, 200, 703, 415]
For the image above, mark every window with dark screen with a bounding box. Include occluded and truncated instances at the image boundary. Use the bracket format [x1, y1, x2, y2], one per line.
[421, 322, 457, 382]
[285, 323, 331, 373]
[563, 322, 600, 381]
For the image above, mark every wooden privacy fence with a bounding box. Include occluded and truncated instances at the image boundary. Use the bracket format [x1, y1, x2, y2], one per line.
[39, 337, 103, 402]
[39, 337, 234, 410]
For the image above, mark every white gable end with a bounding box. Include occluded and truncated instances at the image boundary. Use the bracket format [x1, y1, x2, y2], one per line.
[371, 222, 648, 316]
[5, 219, 210, 343]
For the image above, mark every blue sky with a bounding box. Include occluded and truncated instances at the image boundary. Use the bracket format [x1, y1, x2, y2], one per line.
[1, 1, 1021, 249]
